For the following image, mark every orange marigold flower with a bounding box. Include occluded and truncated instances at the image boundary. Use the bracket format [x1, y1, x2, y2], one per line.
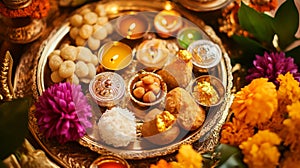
[239, 130, 281, 168]
[280, 151, 300, 168]
[280, 101, 300, 154]
[220, 117, 255, 146]
[150, 159, 171, 168]
[257, 110, 285, 134]
[231, 78, 278, 126]
[170, 144, 202, 168]
[277, 72, 300, 109]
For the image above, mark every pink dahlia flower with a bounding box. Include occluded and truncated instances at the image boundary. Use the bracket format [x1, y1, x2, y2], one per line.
[35, 82, 92, 144]
[246, 52, 300, 86]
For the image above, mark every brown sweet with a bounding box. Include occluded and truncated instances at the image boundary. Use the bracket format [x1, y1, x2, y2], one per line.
[165, 87, 206, 131]
[133, 87, 145, 99]
[141, 108, 180, 145]
[143, 91, 156, 103]
[132, 74, 162, 103]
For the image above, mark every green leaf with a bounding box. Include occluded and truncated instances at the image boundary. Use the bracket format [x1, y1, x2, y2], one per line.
[286, 45, 300, 66]
[0, 97, 32, 160]
[273, 0, 299, 50]
[232, 34, 267, 64]
[238, 2, 275, 45]
[215, 144, 246, 168]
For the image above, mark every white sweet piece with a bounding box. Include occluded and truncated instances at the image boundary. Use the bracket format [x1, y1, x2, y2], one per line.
[103, 22, 113, 34]
[95, 4, 106, 17]
[66, 74, 79, 85]
[83, 12, 98, 25]
[87, 36, 101, 51]
[75, 61, 89, 78]
[77, 46, 92, 62]
[90, 54, 99, 66]
[86, 63, 96, 79]
[92, 26, 107, 40]
[98, 107, 136, 147]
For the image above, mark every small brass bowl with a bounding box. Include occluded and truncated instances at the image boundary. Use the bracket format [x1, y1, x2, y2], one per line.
[128, 71, 167, 107]
[188, 75, 225, 107]
[89, 155, 130, 168]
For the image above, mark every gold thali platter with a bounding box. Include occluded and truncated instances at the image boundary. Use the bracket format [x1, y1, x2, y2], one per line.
[29, 0, 233, 165]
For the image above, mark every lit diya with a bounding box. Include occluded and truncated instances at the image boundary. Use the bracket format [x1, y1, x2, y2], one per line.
[136, 39, 169, 68]
[177, 27, 203, 49]
[154, 10, 183, 38]
[89, 155, 130, 168]
[98, 41, 133, 71]
[116, 13, 150, 39]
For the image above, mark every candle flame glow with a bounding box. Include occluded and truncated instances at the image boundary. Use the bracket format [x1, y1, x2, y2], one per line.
[129, 23, 136, 31]
[164, 1, 173, 11]
[187, 33, 194, 39]
[127, 22, 136, 37]
[110, 54, 119, 62]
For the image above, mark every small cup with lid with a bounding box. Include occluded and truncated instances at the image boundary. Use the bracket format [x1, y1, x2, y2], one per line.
[89, 72, 125, 107]
[188, 75, 225, 107]
[187, 39, 222, 72]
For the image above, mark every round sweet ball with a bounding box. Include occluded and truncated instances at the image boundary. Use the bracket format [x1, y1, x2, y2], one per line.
[48, 54, 63, 71]
[51, 71, 64, 83]
[79, 24, 93, 39]
[75, 61, 89, 78]
[58, 60, 76, 78]
[60, 45, 78, 61]
[70, 14, 83, 27]
[83, 12, 98, 25]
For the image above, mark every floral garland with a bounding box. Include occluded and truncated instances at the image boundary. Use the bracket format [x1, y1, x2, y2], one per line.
[0, 0, 50, 19]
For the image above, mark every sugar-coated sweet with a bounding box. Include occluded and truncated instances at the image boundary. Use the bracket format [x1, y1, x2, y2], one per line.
[79, 24, 93, 39]
[66, 74, 79, 85]
[60, 45, 78, 61]
[48, 54, 63, 71]
[51, 71, 64, 83]
[87, 36, 100, 50]
[92, 26, 107, 40]
[70, 14, 83, 27]
[83, 12, 98, 25]
[58, 60, 76, 78]
[69, 27, 79, 39]
[75, 36, 86, 46]
[86, 63, 96, 79]
[75, 61, 89, 78]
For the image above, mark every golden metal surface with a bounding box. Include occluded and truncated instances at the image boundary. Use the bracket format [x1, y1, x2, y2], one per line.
[12, 0, 233, 167]
[0, 51, 14, 102]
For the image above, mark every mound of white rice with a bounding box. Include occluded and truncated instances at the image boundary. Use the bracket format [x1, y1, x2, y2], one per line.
[98, 107, 136, 147]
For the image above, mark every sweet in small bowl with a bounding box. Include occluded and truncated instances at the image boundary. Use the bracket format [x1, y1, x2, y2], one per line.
[128, 71, 167, 107]
[189, 75, 225, 107]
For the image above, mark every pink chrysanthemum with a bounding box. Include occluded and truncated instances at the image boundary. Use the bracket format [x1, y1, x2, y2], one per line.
[246, 52, 300, 86]
[35, 82, 92, 144]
